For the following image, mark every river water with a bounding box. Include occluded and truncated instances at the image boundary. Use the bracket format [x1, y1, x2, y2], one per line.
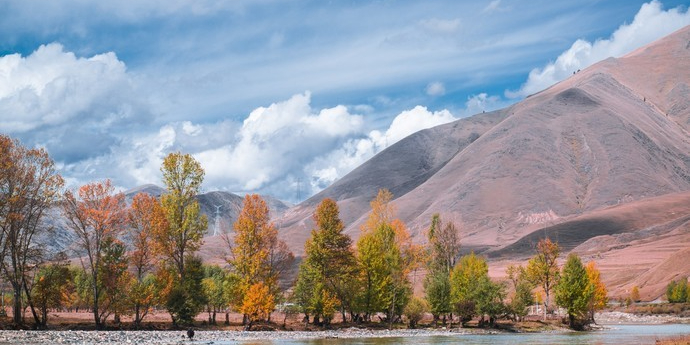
[232, 324, 690, 345]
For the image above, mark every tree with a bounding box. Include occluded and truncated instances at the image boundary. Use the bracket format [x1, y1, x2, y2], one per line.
[450, 252, 496, 326]
[506, 264, 534, 321]
[526, 238, 560, 320]
[31, 262, 72, 328]
[295, 198, 357, 323]
[165, 255, 207, 326]
[127, 192, 166, 327]
[555, 254, 592, 330]
[62, 180, 126, 328]
[156, 152, 207, 279]
[424, 214, 460, 324]
[667, 279, 688, 303]
[0, 135, 64, 326]
[202, 265, 228, 325]
[240, 282, 275, 330]
[227, 194, 292, 323]
[98, 237, 131, 325]
[361, 189, 395, 234]
[630, 285, 641, 303]
[404, 297, 428, 329]
[585, 262, 608, 322]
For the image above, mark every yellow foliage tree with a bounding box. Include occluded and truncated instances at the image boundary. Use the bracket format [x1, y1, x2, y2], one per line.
[526, 238, 560, 320]
[361, 189, 395, 234]
[585, 261, 608, 321]
[240, 282, 275, 330]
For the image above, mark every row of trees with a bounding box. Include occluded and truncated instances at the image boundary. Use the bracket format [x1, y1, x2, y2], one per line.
[666, 278, 690, 303]
[0, 135, 295, 329]
[0, 135, 608, 330]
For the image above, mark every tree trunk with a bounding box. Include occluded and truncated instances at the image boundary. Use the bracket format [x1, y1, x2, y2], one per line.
[225, 312, 230, 325]
[12, 287, 22, 325]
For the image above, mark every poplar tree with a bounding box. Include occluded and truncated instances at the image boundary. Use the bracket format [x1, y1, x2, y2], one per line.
[156, 152, 207, 279]
[526, 238, 560, 320]
[424, 214, 460, 324]
[555, 253, 592, 330]
[295, 198, 357, 324]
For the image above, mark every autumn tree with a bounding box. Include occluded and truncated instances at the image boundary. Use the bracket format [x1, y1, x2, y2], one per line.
[127, 192, 166, 327]
[240, 282, 275, 330]
[424, 214, 460, 324]
[667, 279, 688, 303]
[526, 238, 560, 320]
[0, 135, 64, 326]
[585, 261, 608, 322]
[555, 254, 592, 330]
[62, 180, 126, 328]
[403, 297, 428, 329]
[31, 262, 73, 328]
[155, 152, 207, 279]
[506, 264, 534, 321]
[227, 194, 293, 323]
[450, 252, 504, 326]
[295, 198, 357, 324]
[630, 285, 641, 303]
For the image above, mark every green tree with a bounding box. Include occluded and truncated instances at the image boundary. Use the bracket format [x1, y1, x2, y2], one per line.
[526, 238, 560, 320]
[156, 152, 207, 279]
[294, 198, 357, 323]
[98, 237, 131, 325]
[555, 254, 592, 330]
[202, 265, 228, 325]
[424, 214, 460, 324]
[404, 297, 428, 329]
[31, 263, 73, 328]
[166, 255, 207, 326]
[506, 264, 534, 321]
[667, 278, 688, 303]
[450, 252, 492, 326]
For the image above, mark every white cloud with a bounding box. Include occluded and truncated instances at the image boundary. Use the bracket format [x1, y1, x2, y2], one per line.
[194, 92, 364, 193]
[419, 18, 461, 34]
[0, 43, 137, 133]
[426, 81, 446, 96]
[507, 0, 690, 98]
[304, 105, 457, 192]
[482, 0, 506, 14]
[464, 93, 501, 115]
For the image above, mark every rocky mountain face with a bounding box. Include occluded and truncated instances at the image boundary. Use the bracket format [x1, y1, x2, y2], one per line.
[271, 25, 690, 298]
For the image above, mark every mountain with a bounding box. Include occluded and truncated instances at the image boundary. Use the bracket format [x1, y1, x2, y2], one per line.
[274, 25, 690, 299]
[124, 185, 292, 237]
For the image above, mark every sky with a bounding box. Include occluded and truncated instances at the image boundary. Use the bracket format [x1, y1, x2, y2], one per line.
[0, 0, 689, 203]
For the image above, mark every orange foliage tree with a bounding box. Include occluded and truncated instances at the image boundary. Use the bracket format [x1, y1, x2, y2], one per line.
[526, 238, 560, 320]
[239, 282, 275, 330]
[127, 192, 167, 327]
[62, 179, 126, 328]
[226, 194, 293, 321]
[0, 135, 64, 327]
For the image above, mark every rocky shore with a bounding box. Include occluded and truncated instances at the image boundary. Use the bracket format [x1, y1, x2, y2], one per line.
[0, 328, 478, 344]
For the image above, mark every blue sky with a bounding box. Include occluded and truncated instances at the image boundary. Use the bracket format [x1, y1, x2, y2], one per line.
[0, 0, 689, 202]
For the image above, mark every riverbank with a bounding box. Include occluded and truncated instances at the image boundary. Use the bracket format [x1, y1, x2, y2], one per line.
[0, 327, 513, 344]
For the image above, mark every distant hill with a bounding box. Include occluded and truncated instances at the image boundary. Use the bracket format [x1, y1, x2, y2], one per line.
[268, 25, 690, 299]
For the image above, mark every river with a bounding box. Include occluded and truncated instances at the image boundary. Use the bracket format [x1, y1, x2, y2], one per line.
[228, 324, 690, 345]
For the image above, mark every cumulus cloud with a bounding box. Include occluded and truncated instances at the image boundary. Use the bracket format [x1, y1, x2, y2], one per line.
[304, 105, 457, 193]
[0, 43, 151, 164]
[194, 92, 364, 195]
[426, 82, 446, 96]
[507, 1, 690, 98]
